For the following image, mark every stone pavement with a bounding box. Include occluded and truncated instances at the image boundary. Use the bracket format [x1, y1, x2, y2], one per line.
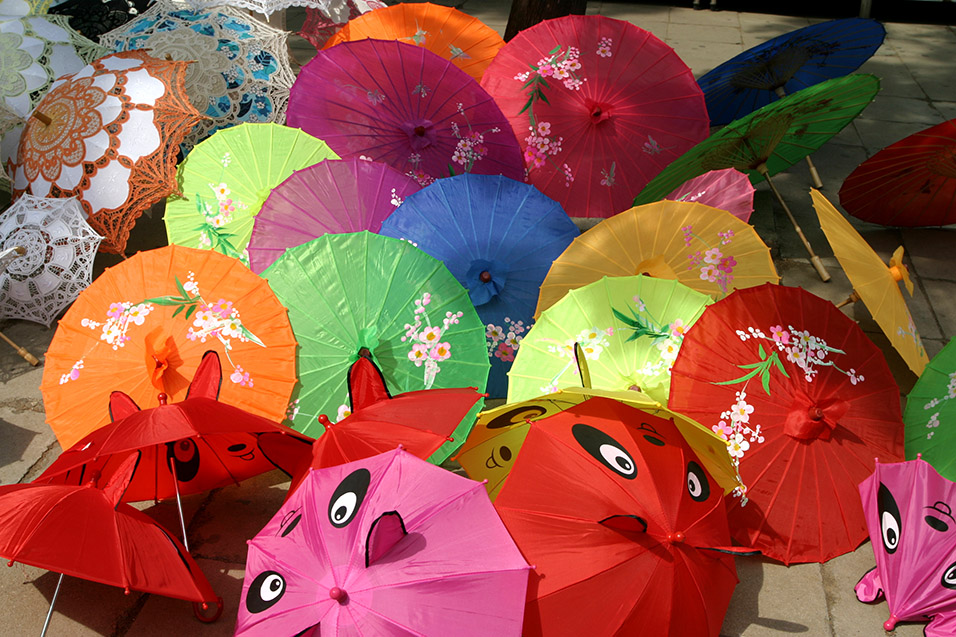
[0, 1, 953, 635]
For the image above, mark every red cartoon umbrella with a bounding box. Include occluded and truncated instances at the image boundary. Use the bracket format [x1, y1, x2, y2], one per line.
[0, 454, 220, 634]
[495, 397, 748, 636]
[287, 38, 525, 187]
[480, 14, 708, 218]
[840, 118, 956, 227]
[668, 284, 904, 564]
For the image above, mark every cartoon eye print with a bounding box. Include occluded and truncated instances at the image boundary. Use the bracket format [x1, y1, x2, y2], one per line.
[686, 461, 710, 502]
[246, 571, 286, 613]
[485, 445, 513, 470]
[638, 422, 665, 447]
[227, 442, 256, 462]
[328, 468, 371, 528]
[925, 501, 955, 533]
[877, 482, 902, 554]
[278, 509, 302, 538]
[572, 423, 636, 480]
[942, 561, 956, 590]
[166, 439, 200, 482]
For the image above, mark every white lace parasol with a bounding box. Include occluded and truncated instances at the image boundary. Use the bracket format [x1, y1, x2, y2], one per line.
[0, 195, 103, 327]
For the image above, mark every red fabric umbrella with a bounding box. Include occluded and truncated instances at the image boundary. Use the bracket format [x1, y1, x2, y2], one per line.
[286, 38, 524, 187]
[37, 350, 313, 505]
[480, 15, 708, 218]
[278, 355, 483, 495]
[839, 118, 956, 227]
[0, 454, 219, 631]
[494, 397, 745, 637]
[668, 284, 904, 564]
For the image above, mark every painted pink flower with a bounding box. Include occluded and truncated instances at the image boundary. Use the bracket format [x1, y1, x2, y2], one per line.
[107, 302, 125, 319]
[718, 255, 737, 273]
[212, 299, 233, 318]
[712, 420, 733, 438]
[494, 342, 515, 362]
[703, 247, 723, 264]
[700, 264, 719, 282]
[419, 326, 441, 344]
[537, 121, 551, 136]
[430, 342, 452, 361]
[770, 325, 789, 344]
[408, 343, 429, 365]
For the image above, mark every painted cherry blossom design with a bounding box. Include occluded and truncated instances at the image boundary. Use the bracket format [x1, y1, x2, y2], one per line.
[485, 317, 527, 362]
[58, 359, 84, 385]
[684, 225, 737, 293]
[194, 153, 249, 265]
[450, 103, 499, 173]
[922, 371, 956, 440]
[400, 291, 463, 389]
[80, 301, 155, 351]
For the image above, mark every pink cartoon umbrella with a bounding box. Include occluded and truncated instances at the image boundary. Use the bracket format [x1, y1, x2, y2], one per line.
[286, 38, 525, 187]
[856, 457, 956, 635]
[665, 168, 756, 223]
[236, 447, 530, 636]
[247, 158, 421, 274]
[480, 15, 708, 218]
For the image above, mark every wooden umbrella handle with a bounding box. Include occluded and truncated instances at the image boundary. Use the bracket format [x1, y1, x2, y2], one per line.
[0, 331, 39, 366]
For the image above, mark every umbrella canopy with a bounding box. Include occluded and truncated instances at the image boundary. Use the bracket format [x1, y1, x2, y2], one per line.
[0, 454, 217, 605]
[840, 118, 956, 227]
[509, 275, 712, 406]
[697, 18, 885, 126]
[495, 397, 742, 637]
[380, 173, 579, 398]
[38, 350, 313, 503]
[904, 338, 956, 478]
[535, 200, 778, 317]
[321, 2, 505, 83]
[40, 244, 297, 451]
[99, 1, 297, 153]
[811, 188, 929, 375]
[49, 0, 151, 40]
[236, 448, 531, 636]
[301, 0, 386, 50]
[164, 123, 339, 267]
[480, 14, 709, 218]
[0, 194, 102, 327]
[856, 458, 956, 635]
[247, 157, 420, 274]
[668, 283, 904, 564]
[665, 168, 756, 223]
[262, 231, 489, 461]
[456, 386, 739, 501]
[10, 50, 202, 254]
[286, 38, 525, 187]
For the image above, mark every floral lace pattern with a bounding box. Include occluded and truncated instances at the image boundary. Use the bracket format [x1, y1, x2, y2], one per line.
[401, 292, 463, 389]
[486, 317, 527, 363]
[100, 2, 296, 153]
[922, 371, 956, 440]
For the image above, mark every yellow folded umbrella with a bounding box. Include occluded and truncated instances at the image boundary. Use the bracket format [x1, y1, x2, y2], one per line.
[535, 200, 778, 318]
[811, 188, 929, 375]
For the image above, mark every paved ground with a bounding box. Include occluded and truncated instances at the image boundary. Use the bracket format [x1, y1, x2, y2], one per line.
[0, 1, 953, 635]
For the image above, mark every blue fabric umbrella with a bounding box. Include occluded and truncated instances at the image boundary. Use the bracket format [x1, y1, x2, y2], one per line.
[698, 18, 885, 127]
[380, 174, 578, 398]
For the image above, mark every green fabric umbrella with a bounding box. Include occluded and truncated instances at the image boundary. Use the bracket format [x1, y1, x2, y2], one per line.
[508, 275, 711, 405]
[633, 74, 880, 282]
[905, 338, 956, 479]
[262, 231, 489, 462]
[164, 123, 338, 266]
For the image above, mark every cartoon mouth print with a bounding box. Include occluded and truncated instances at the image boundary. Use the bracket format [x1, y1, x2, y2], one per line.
[485, 445, 513, 469]
[227, 442, 256, 462]
[925, 501, 956, 533]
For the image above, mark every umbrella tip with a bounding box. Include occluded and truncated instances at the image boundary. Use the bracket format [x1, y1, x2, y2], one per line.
[480, 393, 489, 398]
[124, 587, 130, 595]
[917, 453, 922, 459]
[446, 436, 454, 442]
[157, 393, 167, 405]
[318, 414, 331, 426]
[6, 560, 12, 567]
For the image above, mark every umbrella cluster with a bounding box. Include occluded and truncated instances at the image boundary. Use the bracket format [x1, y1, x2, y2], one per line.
[0, 4, 948, 635]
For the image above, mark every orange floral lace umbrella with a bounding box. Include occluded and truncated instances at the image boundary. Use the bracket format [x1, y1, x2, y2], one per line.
[40, 245, 297, 450]
[321, 2, 505, 83]
[10, 50, 201, 254]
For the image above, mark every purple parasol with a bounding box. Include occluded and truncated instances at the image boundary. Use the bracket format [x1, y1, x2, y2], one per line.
[286, 38, 525, 187]
[247, 158, 421, 274]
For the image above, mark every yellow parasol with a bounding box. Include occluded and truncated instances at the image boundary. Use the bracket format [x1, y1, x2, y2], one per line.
[811, 188, 928, 375]
[534, 200, 778, 318]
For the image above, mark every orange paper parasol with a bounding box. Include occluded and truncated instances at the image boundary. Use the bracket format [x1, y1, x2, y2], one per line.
[40, 245, 297, 450]
[322, 2, 504, 83]
[535, 200, 778, 317]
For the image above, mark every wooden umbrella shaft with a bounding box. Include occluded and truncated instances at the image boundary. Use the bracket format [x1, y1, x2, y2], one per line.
[0, 331, 39, 365]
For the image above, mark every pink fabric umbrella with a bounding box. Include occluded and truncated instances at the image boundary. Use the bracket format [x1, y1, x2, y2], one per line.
[236, 447, 530, 636]
[665, 168, 756, 223]
[286, 39, 525, 188]
[856, 457, 956, 635]
[480, 15, 709, 218]
[247, 158, 421, 274]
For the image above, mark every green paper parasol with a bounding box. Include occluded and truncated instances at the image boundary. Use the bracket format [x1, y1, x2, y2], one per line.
[262, 231, 489, 462]
[164, 123, 338, 266]
[507, 275, 712, 405]
[633, 74, 880, 282]
[905, 338, 956, 478]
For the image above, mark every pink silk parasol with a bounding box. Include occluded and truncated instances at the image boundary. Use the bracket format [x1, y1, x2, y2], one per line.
[666, 168, 756, 223]
[480, 15, 709, 218]
[286, 38, 525, 188]
[236, 448, 530, 636]
[247, 158, 421, 274]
